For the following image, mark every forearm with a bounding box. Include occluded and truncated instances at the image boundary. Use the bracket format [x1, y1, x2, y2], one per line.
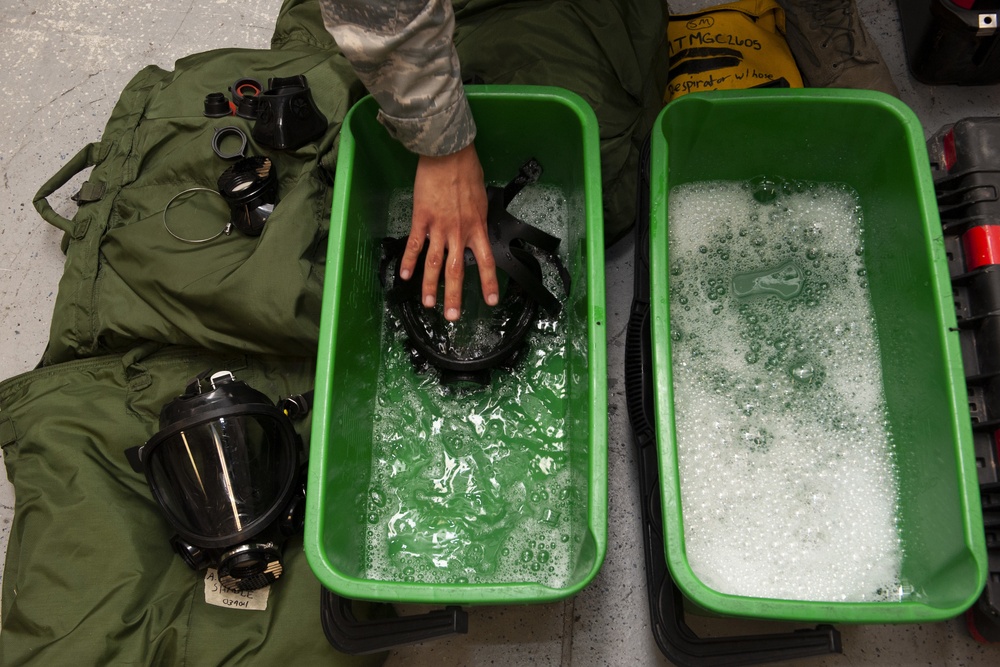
[319, 0, 475, 156]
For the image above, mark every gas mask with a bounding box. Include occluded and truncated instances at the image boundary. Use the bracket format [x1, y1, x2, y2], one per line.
[381, 158, 570, 385]
[127, 371, 307, 591]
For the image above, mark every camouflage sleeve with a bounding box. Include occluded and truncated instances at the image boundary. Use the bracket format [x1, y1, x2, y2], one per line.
[319, 0, 476, 157]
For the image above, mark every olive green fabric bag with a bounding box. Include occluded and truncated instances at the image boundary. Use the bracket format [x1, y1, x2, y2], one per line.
[0, 345, 386, 666]
[33, 0, 667, 369]
[32, 45, 364, 367]
[5, 0, 668, 662]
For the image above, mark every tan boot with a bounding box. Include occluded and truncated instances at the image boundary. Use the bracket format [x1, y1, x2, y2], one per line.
[777, 0, 900, 97]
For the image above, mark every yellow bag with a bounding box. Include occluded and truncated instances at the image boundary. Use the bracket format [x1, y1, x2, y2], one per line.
[665, 0, 803, 102]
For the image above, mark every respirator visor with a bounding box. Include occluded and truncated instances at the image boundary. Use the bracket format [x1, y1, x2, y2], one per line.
[143, 407, 297, 544]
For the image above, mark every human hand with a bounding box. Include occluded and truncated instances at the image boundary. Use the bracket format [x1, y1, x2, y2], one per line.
[401, 143, 499, 321]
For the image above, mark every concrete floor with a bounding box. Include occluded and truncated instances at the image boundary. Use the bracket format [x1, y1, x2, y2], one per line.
[1, 0, 999, 665]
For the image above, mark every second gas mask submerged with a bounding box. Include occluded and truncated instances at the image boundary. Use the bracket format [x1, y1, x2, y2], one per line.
[128, 371, 307, 591]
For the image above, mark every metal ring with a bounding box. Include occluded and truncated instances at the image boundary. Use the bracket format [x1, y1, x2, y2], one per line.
[162, 188, 230, 244]
[212, 126, 248, 160]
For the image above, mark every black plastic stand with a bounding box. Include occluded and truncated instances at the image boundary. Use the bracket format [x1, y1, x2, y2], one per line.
[623, 138, 843, 666]
[320, 589, 468, 655]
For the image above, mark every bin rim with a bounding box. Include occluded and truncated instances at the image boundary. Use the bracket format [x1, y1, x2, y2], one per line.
[304, 84, 609, 606]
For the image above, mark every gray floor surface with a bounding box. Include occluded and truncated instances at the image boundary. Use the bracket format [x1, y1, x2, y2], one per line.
[1, 0, 999, 665]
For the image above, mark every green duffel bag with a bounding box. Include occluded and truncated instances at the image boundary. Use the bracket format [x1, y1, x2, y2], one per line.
[0, 344, 385, 666]
[33, 0, 666, 367]
[32, 44, 364, 367]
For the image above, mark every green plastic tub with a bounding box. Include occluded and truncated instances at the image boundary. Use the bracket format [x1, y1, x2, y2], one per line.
[648, 89, 987, 623]
[305, 86, 607, 605]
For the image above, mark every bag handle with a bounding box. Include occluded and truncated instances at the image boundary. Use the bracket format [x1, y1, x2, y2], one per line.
[32, 142, 101, 235]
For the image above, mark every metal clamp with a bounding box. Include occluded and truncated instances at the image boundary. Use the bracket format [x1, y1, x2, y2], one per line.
[162, 187, 231, 243]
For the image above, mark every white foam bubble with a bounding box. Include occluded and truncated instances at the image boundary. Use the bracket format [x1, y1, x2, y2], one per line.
[668, 179, 902, 603]
[363, 184, 579, 587]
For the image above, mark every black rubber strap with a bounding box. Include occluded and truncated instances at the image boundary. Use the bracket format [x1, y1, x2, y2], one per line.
[502, 157, 544, 207]
[486, 186, 564, 316]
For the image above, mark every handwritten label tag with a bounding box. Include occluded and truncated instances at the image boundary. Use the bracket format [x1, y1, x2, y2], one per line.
[204, 568, 270, 611]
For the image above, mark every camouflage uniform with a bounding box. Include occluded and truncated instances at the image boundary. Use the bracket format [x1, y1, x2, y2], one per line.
[319, 0, 476, 157]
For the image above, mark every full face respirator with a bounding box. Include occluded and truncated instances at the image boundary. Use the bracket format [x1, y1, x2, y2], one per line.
[380, 158, 570, 386]
[127, 371, 307, 591]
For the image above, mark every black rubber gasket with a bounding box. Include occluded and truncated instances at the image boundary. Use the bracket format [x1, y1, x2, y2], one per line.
[212, 126, 249, 160]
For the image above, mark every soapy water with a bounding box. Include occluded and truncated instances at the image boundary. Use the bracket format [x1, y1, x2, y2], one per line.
[362, 184, 585, 586]
[668, 177, 905, 603]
